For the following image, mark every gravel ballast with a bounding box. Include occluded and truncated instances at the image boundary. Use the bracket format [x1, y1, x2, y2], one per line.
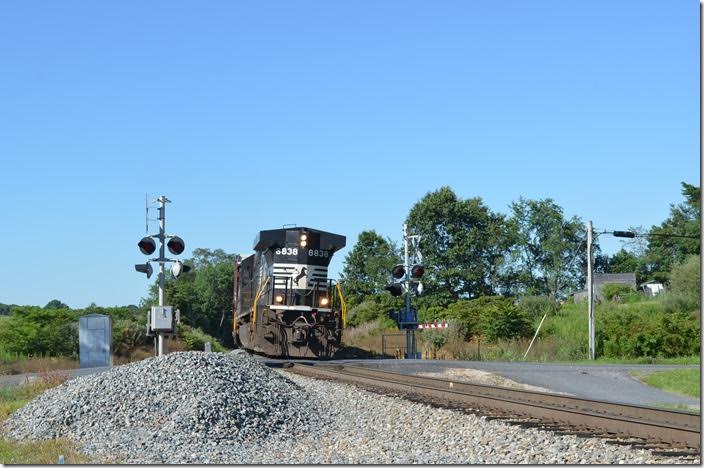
[2, 352, 699, 464]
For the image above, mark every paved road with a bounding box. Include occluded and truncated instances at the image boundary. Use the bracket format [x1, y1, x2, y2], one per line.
[333, 359, 700, 409]
[0, 366, 112, 386]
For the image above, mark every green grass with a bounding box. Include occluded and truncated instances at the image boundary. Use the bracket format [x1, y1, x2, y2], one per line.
[570, 355, 700, 366]
[655, 403, 700, 414]
[0, 375, 89, 464]
[638, 368, 701, 398]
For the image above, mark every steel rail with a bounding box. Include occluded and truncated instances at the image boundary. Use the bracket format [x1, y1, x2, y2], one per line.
[287, 363, 700, 451]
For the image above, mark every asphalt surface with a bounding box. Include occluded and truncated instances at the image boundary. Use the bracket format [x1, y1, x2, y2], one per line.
[330, 359, 701, 409]
[1, 358, 699, 410]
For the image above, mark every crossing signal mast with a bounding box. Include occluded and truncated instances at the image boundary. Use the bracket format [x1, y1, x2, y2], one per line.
[386, 223, 425, 358]
[134, 195, 191, 357]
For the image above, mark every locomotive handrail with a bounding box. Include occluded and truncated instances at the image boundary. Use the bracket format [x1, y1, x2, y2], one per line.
[251, 277, 270, 326]
[335, 282, 347, 327]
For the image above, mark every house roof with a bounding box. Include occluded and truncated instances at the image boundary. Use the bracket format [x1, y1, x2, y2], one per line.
[594, 273, 636, 285]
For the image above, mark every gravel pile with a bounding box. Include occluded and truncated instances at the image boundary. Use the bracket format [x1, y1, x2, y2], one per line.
[2, 354, 699, 464]
[2, 351, 318, 463]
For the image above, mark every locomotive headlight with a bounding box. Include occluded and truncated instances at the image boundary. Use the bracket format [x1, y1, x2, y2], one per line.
[320, 297, 329, 307]
[301, 234, 307, 241]
[275, 295, 284, 304]
[300, 234, 308, 247]
[301, 240, 307, 247]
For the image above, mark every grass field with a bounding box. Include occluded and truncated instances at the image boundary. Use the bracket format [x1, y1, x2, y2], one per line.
[0, 373, 88, 464]
[637, 368, 701, 399]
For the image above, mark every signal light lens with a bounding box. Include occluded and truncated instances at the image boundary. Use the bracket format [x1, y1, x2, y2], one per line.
[301, 234, 308, 241]
[138, 237, 156, 255]
[301, 240, 307, 247]
[392, 265, 405, 279]
[411, 265, 425, 279]
[167, 236, 185, 255]
[385, 283, 403, 297]
[275, 295, 284, 304]
[320, 297, 329, 307]
[613, 231, 636, 238]
[135, 262, 153, 278]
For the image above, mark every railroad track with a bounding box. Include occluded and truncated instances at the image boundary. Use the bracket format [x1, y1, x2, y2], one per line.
[285, 363, 700, 457]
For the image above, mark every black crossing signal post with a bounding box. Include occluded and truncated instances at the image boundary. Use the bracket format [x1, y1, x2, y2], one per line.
[135, 195, 190, 357]
[386, 223, 425, 359]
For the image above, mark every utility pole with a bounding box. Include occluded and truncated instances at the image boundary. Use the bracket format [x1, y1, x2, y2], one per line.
[586, 220, 595, 360]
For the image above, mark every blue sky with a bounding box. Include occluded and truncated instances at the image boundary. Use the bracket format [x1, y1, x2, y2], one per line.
[0, 1, 698, 308]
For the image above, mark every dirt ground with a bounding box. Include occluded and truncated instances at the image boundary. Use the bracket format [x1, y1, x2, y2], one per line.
[415, 368, 572, 395]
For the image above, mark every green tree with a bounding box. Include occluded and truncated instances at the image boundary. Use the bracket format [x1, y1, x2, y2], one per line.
[607, 249, 640, 273]
[340, 230, 401, 305]
[507, 197, 585, 299]
[643, 182, 700, 282]
[664, 254, 701, 314]
[145, 248, 235, 346]
[406, 187, 512, 302]
[44, 299, 69, 309]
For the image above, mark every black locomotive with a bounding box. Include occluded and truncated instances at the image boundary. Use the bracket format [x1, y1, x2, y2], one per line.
[232, 227, 347, 358]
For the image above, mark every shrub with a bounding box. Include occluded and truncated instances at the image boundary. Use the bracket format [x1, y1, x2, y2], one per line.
[178, 325, 226, 352]
[112, 319, 148, 357]
[600, 307, 700, 358]
[602, 283, 636, 302]
[0, 307, 78, 357]
[477, 298, 533, 342]
[419, 329, 448, 352]
[438, 297, 532, 343]
[518, 295, 560, 322]
[348, 299, 395, 327]
[666, 255, 700, 313]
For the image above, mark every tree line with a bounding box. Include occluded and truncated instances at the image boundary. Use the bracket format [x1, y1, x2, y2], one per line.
[341, 182, 700, 314]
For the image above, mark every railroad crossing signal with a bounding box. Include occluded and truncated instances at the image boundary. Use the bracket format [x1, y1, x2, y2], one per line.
[134, 195, 188, 357]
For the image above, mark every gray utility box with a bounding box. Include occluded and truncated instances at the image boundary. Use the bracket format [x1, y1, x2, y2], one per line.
[79, 314, 112, 368]
[150, 306, 174, 332]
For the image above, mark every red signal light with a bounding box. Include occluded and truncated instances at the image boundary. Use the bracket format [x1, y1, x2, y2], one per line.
[167, 236, 185, 255]
[411, 265, 425, 279]
[138, 237, 156, 255]
[392, 265, 405, 279]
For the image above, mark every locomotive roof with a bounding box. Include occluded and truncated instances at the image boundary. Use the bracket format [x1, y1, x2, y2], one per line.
[253, 227, 346, 252]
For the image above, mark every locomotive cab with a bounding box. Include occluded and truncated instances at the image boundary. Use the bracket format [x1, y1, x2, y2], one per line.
[233, 227, 347, 358]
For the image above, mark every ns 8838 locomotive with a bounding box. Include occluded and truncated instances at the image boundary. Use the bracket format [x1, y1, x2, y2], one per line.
[233, 227, 347, 358]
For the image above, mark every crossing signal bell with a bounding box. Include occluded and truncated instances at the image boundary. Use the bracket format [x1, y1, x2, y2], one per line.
[138, 237, 156, 255]
[171, 261, 192, 278]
